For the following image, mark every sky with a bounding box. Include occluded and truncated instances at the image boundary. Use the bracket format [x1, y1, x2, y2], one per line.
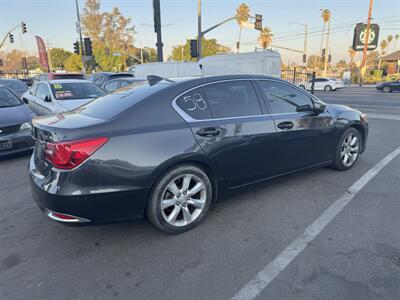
[0, 0, 399, 65]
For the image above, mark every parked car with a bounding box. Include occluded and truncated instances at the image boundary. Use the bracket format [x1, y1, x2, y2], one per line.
[0, 85, 34, 156]
[32, 73, 85, 85]
[299, 77, 340, 91]
[329, 77, 345, 89]
[376, 80, 400, 93]
[29, 75, 368, 233]
[102, 77, 146, 92]
[22, 79, 106, 116]
[0, 79, 28, 97]
[88, 72, 134, 86]
[19, 77, 34, 87]
[133, 61, 201, 79]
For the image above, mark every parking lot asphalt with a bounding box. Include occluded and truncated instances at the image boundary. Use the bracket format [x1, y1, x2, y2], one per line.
[1, 87, 399, 300]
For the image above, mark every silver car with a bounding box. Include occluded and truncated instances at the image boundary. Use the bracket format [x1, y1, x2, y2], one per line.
[22, 79, 106, 116]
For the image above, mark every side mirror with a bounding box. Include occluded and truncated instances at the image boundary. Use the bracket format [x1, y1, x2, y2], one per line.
[44, 95, 51, 102]
[313, 101, 326, 114]
[296, 104, 313, 112]
[22, 97, 29, 104]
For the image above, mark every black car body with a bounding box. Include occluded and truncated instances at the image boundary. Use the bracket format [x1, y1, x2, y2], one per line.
[0, 86, 34, 156]
[89, 72, 134, 87]
[376, 80, 400, 93]
[102, 77, 146, 92]
[29, 75, 368, 232]
[0, 79, 28, 97]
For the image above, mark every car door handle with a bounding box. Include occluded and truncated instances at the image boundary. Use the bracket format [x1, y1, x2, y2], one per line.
[277, 121, 294, 130]
[196, 127, 221, 137]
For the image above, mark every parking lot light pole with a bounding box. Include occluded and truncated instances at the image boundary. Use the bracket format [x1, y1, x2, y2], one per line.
[198, 0, 202, 59]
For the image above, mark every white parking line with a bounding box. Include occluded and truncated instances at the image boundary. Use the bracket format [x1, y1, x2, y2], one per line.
[232, 146, 400, 300]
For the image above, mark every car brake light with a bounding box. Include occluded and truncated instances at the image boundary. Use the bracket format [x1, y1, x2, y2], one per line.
[44, 137, 108, 169]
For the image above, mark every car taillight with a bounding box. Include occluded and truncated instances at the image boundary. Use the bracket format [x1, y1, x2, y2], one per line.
[44, 137, 108, 170]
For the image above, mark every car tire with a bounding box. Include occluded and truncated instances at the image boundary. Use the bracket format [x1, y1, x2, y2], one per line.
[332, 128, 362, 171]
[383, 86, 392, 93]
[299, 85, 306, 90]
[324, 85, 333, 92]
[146, 164, 213, 234]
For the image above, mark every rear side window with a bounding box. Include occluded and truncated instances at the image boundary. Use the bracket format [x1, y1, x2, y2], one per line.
[30, 84, 39, 95]
[175, 87, 212, 120]
[203, 80, 261, 118]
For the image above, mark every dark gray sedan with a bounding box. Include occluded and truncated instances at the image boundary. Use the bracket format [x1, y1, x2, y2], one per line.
[0, 79, 28, 97]
[0, 86, 34, 156]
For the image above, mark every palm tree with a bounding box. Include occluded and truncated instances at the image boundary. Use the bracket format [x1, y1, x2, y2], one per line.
[348, 47, 356, 66]
[387, 35, 393, 52]
[320, 9, 331, 54]
[258, 27, 273, 49]
[235, 3, 250, 53]
[395, 34, 399, 51]
[380, 40, 388, 56]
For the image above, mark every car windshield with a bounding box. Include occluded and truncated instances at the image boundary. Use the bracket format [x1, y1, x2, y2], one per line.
[0, 87, 22, 107]
[50, 82, 106, 100]
[1, 80, 28, 90]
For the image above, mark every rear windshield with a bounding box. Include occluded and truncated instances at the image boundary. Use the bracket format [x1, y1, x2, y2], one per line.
[76, 82, 169, 120]
[0, 87, 22, 107]
[52, 74, 85, 80]
[50, 82, 106, 100]
[1, 80, 27, 90]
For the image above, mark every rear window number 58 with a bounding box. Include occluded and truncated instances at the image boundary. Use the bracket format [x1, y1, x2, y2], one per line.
[184, 93, 207, 111]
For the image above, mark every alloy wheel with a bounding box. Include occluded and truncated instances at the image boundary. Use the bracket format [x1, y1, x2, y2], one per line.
[341, 132, 360, 167]
[160, 174, 207, 227]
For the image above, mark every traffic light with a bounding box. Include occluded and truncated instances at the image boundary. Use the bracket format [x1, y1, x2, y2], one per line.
[254, 14, 262, 31]
[21, 57, 27, 70]
[9, 33, 14, 44]
[302, 54, 307, 63]
[190, 39, 198, 58]
[73, 41, 80, 55]
[84, 38, 93, 56]
[21, 22, 27, 34]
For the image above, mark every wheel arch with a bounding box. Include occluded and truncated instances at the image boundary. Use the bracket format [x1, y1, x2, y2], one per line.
[348, 121, 366, 153]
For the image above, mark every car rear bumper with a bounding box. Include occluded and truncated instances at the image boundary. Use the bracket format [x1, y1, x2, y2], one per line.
[29, 157, 151, 224]
[0, 131, 34, 157]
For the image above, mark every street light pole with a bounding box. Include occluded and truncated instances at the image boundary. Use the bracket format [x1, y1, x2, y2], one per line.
[153, 0, 164, 62]
[361, 0, 374, 84]
[323, 19, 330, 77]
[75, 0, 86, 74]
[198, 0, 202, 59]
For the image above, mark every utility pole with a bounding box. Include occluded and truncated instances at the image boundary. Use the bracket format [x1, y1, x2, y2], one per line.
[153, 0, 163, 62]
[75, 0, 86, 74]
[323, 19, 330, 77]
[361, 0, 374, 84]
[198, 0, 202, 59]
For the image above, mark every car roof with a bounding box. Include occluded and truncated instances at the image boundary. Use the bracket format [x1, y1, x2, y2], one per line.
[0, 78, 22, 82]
[47, 79, 93, 84]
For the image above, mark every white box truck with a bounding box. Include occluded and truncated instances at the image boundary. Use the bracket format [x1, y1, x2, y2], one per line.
[198, 50, 281, 77]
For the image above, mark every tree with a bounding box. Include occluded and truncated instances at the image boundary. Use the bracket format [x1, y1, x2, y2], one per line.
[81, 0, 104, 49]
[336, 60, 347, 69]
[49, 48, 72, 69]
[235, 3, 250, 52]
[307, 55, 323, 69]
[258, 27, 273, 49]
[366, 51, 379, 69]
[380, 40, 388, 56]
[64, 54, 82, 72]
[320, 9, 331, 53]
[169, 38, 230, 61]
[387, 35, 393, 52]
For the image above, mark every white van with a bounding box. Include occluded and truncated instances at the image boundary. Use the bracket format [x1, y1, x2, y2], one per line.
[131, 61, 201, 79]
[198, 50, 281, 77]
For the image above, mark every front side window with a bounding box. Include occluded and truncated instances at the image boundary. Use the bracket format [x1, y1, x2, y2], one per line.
[105, 81, 120, 92]
[257, 80, 313, 114]
[30, 84, 38, 96]
[176, 87, 212, 120]
[36, 84, 50, 100]
[202, 80, 261, 118]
